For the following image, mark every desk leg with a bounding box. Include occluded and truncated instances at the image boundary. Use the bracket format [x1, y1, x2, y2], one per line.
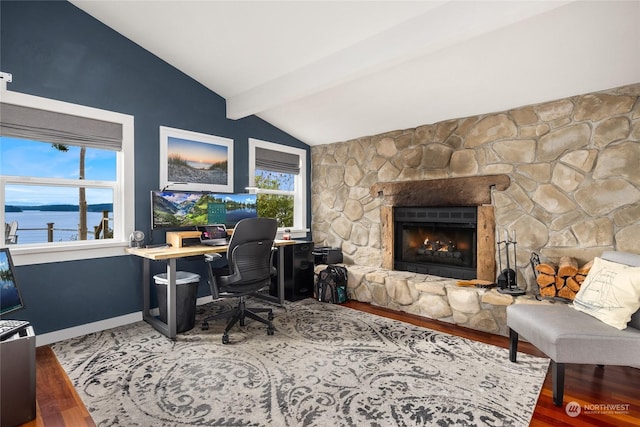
[277, 246, 285, 305]
[140, 258, 175, 339]
[142, 258, 151, 319]
[166, 259, 177, 339]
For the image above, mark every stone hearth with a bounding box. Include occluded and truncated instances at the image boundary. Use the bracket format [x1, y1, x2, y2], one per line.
[315, 263, 543, 337]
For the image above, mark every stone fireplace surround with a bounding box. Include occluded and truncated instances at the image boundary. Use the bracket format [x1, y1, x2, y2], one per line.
[311, 83, 640, 336]
[314, 175, 519, 337]
[371, 174, 510, 282]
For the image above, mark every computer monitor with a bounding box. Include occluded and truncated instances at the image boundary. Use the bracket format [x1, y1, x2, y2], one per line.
[0, 248, 25, 316]
[151, 190, 257, 230]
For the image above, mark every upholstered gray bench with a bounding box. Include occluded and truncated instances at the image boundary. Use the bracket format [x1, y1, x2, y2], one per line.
[507, 251, 640, 407]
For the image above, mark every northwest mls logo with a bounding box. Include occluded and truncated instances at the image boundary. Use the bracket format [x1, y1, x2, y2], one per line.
[565, 401, 581, 417]
[565, 401, 630, 417]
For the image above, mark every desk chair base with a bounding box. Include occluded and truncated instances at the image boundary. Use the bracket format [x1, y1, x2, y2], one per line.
[202, 297, 274, 344]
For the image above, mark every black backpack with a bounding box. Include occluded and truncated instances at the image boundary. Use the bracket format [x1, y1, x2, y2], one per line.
[315, 265, 348, 303]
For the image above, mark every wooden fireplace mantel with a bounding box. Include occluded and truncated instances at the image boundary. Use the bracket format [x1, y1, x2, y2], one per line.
[370, 174, 510, 207]
[372, 175, 511, 281]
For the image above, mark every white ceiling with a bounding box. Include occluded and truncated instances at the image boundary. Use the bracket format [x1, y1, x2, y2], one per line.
[70, 1, 640, 146]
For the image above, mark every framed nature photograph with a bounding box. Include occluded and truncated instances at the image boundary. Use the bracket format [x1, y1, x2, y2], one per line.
[159, 126, 234, 192]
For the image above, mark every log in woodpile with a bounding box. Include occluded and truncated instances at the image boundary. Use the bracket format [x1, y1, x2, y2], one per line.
[535, 256, 593, 300]
[557, 256, 578, 278]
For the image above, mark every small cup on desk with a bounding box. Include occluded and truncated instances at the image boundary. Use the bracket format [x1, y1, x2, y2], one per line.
[283, 229, 291, 240]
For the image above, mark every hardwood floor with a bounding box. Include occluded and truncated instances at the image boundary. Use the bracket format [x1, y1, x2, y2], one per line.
[21, 300, 640, 426]
[19, 346, 94, 427]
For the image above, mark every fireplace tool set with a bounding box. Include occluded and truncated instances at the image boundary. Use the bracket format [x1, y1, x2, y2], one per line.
[497, 230, 525, 296]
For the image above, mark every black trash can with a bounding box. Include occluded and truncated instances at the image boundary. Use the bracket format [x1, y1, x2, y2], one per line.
[154, 271, 200, 333]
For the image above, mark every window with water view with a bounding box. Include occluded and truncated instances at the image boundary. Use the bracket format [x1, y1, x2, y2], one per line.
[1, 137, 117, 245]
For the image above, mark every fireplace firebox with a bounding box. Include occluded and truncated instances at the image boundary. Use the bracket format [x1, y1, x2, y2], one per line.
[394, 207, 477, 279]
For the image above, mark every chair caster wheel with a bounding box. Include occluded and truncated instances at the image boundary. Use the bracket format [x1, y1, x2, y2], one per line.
[267, 327, 275, 336]
[222, 334, 230, 344]
[202, 323, 209, 331]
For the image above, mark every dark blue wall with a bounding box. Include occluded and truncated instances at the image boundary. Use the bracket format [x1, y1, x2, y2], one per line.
[0, 1, 311, 335]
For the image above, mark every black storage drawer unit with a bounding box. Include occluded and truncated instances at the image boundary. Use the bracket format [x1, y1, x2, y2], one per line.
[271, 241, 315, 301]
[1, 326, 36, 427]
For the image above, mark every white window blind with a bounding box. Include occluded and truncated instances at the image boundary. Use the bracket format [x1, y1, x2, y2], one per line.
[255, 146, 300, 175]
[0, 102, 122, 150]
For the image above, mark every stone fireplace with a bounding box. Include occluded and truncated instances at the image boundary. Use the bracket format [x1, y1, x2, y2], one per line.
[310, 83, 639, 335]
[371, 174, 510, 283]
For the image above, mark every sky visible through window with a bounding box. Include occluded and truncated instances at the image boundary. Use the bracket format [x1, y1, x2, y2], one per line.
[0, 136, 116, 205]
[2, 138, 296, 205]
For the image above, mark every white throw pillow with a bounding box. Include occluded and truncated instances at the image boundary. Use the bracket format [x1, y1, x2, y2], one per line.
[572, 257, 640, 330]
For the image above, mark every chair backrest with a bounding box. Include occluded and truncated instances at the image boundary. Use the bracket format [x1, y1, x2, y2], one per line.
[223, 217, 278, 287]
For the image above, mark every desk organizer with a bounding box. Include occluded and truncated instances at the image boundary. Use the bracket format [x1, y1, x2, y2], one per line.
[166, 231, 201, 248]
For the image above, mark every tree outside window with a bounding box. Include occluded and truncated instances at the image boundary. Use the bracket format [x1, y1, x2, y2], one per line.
[256, 170, 294, 227]
[249, 138, 307, 233]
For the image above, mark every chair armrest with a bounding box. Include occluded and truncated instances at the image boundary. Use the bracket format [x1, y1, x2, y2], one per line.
[204, 253, 225, 298]
[204, 253, 222, 261]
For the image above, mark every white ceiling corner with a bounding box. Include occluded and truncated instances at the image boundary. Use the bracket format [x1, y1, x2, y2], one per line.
[70, 1, 640, 146]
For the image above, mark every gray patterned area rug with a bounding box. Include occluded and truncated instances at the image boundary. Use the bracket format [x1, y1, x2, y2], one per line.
[52, 299, 548, 426]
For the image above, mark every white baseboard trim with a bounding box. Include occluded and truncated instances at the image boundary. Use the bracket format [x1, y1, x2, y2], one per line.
[36, 312, 143, 347]
[197, 295, 214, 305]
[37, 297, 216, 347]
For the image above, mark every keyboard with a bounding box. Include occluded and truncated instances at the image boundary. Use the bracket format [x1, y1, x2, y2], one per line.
[0, 319, 30, 341]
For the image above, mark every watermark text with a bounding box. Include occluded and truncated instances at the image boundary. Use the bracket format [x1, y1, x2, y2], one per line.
[565, 401, 630, 417]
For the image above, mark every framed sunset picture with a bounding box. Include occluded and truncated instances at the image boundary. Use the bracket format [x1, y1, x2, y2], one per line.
[159, 126, 234, 192]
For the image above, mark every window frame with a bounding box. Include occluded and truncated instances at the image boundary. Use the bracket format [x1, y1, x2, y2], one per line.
[0, 88, 134, 266]
[248, 138, 307, 237]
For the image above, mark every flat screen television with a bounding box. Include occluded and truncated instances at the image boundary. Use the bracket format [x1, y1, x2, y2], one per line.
[151, 190, 257, 230]
[0, 248, 25, 316]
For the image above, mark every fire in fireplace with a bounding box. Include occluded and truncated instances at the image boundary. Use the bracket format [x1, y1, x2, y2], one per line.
[394, 207, 477, 279]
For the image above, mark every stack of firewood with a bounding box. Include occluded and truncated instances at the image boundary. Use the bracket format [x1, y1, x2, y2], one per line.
[535, 256, 593, 300]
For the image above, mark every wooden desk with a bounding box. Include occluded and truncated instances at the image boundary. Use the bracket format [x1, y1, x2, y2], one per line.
[126, 240, 298, 339]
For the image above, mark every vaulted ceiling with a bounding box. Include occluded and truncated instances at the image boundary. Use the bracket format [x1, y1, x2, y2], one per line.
[70, 1, 640, 146]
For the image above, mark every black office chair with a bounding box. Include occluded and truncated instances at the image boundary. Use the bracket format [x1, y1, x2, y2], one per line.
[201, 217, 278, 344]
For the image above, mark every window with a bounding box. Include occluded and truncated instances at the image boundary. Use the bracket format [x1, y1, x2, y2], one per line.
[0, 88, 134, 264]
[248, 139, 307, 235]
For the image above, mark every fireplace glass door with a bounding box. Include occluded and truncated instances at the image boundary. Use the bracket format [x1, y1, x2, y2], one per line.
[394, 207, 477, 279]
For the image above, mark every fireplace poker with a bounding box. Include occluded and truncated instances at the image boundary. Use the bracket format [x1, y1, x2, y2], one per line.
[497, 232, 504, 282]
[504, 231, 512, 289]
[497, 229, 525, 296]
[513, 230, 517, 279]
